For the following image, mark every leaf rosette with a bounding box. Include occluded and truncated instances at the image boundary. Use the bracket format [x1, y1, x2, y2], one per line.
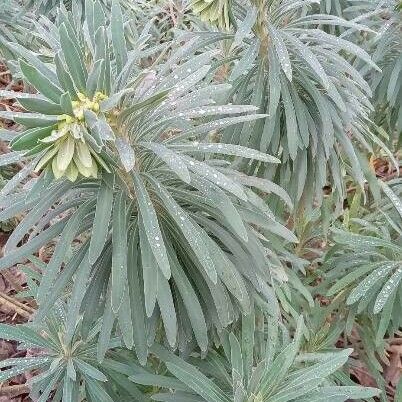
[0, 0, 297, 359]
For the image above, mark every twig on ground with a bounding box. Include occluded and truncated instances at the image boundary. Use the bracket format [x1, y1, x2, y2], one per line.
[0, 291, 35, 319]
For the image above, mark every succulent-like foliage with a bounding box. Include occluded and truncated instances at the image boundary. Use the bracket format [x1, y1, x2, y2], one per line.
[313, 0, 402, 141]
[191, 0, 231, 30]
[0, 302, 153, 401]
[0, 0, 401, 400]
[134, 313, 379, 402]
[361, 1, 402, 140]
[325, 180, 402, 337]
[198, 0, 391, 206]
[0, 0, 298, 359]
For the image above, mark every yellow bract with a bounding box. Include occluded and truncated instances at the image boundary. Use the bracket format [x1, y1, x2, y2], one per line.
[71, 91, 107, 121]
[191, 0, 230, 30]
[34, 92, 109, 182]
[247, 392, 263, 402]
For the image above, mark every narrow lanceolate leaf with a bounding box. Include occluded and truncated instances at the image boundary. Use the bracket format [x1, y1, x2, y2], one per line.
[139, 220, 158, 317]
[0, 220, 66, 271]
[171, 143, 280, 163]
[178, 114, 268, 139]
[89, 174, 114, 264]
[97, 285, 115, 362]
[299, 386, 380, 402]
[132, 172, 171, 279]
[269, 25, 292, 81]
[140, 142, 191, 183]
[65, 251, 91, 343]
[19, 60, 63, 104]
[111, 191, 128, 312]
[229, 333, 243, 383]
[59, 24, 87, 91]
[0, 356, 51, 369]
[191, 176, 248, 242]
[284, 32, 330, 89]
[379, 180, 402, 220]
[85, 376, 114, 402]
[168, 244, 208, 352]
[74, 359, 107, 382]
[0, 359, 51, 382]
[374, 266, 402, 313]
[148, 177, 217, 284]
[347, 263, 398, 305]
[0, 111, 57, 127]
[166, 362, 232, 402]
[0, 324, 52, 349]
[115, 137, 135, 172]
[37, 201, 93, 303]
[157, 276, 177, 348]
[18, 98, 62, 115]
[234, 174, 293, 209]
[117, 276, 134, 349]
[177, 105, 259, 119]
[0, 151, 24, 167]
[182, 156, 247, 201]
[111, 0, 128, 74]
[127, 231, 148, 364]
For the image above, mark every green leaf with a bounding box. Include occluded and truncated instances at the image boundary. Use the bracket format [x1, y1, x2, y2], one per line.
[86, 59, 104, 97]
[182, 156, 247, 201]
[0, 324, 52, 349]
[111, 191, 128, 312]
[111, 0, 128, 74]
[346, 263, 397, 305]
[166, 362, 231, 402]
[129, 373, 190, 391]
[20, 60, 63, 104]
[374, 266, 402, 313]
[269, 25, 292, 81]
[97, 284, 115, 362]
[85, 375, 114, 402]
[157, 274, 177, 347]
[191, 176, 248, 241]
[59, 24, 87, 91]
[148, 177, 217, 283]
[132, 172, 171, 279]
[168, 244, 208, 352]
[171, 143, 280, 164]
[0, 220, 66, 271]
[241, 312, 255, 385]
[140, 142, 191, 183]
[138, 219, 158, 317]
[115, 137, 135, 172]
[37, 201, 93, 303]
[75, 359, 107, 382]
[117, 283, 134, 349]
[89, 174, 114, 264]
[65, 249, 91, 343]
[11, 126, 55, 151]
[379, 180, 402, 220]
[0, 151, 24, 167]
[127, 230, 148, 364]
[18, 97, 63, 115]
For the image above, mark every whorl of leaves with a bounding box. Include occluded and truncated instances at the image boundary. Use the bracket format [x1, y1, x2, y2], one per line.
[209, 0, 391, 207]
[0, 0, 297, 359]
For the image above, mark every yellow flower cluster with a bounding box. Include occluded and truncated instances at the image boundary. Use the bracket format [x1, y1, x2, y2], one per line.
[191, 0, 230, 31]
[35, 92, 109, 182]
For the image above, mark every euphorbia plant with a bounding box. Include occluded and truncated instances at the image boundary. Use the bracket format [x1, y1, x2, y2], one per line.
[0, 0, 297, 362]
[190, 0, 392, 208]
